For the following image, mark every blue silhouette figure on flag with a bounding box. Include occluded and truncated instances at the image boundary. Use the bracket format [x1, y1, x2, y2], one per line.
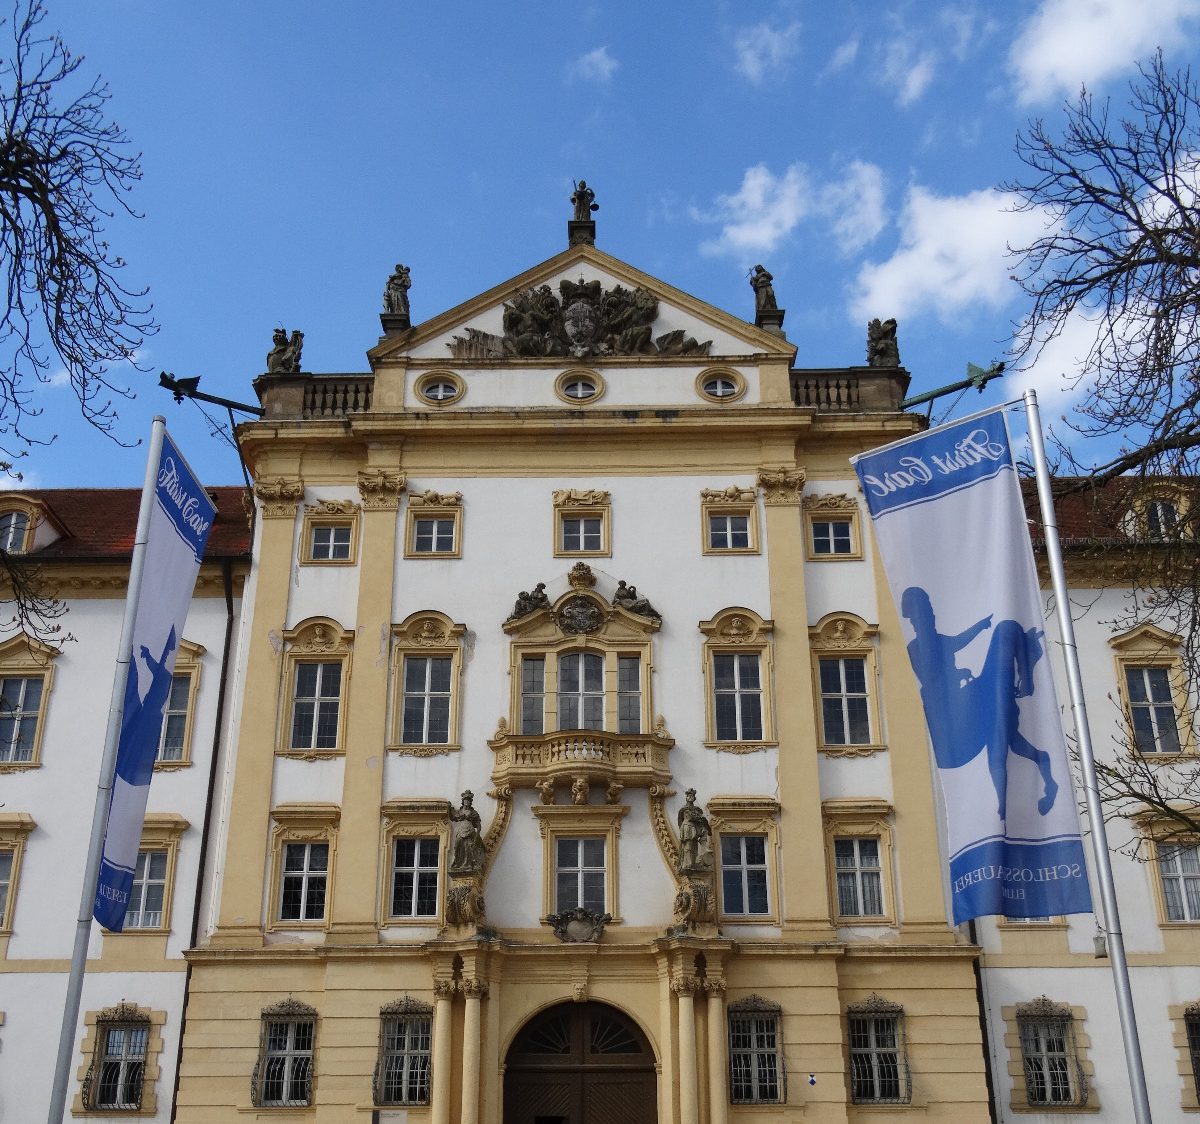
[900, 587, 1058, 822]
[115, 626, 178, 791]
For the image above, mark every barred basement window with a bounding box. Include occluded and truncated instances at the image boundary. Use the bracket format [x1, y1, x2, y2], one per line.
[1187, 1005, 1200, 1101]
[728, 995, 784, 1104]
[1016, 997, 1087, 1107]
[847, 995, 910, 1104]
[252, 999, 316, 1108]
[375, 997, 433, 1106]
[83, 1003, 150, 1111]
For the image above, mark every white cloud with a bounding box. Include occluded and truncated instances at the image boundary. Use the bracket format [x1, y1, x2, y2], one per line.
[699, 163, 810, 257]
[733, 21, 802, 85]
[880, 33, 937, 106]
[819, 160, 887, 255]
[44, 368, 70, 388]
[1010, 0, 1200, 104]
[1004, 307, 1106, 414]
[569, 46, 619, 83]
[823, 34, 860, 76]
[850, 187, 1050, 323]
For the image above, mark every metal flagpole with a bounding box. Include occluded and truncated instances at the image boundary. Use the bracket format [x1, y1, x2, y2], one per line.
[1023, 389, 1152, 1123]
[47, 416, 167, 1124]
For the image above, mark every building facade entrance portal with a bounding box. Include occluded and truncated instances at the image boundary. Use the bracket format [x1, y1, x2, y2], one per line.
[503, 1001, 658, 1124]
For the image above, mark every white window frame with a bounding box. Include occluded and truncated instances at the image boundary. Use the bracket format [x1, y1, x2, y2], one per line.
[834, 836, 884, 918]
[400, 655, 452, 745]
[555, 836, 606, 914]
[390, 836, 440, 919]
[0, 674, 44, 764]
[557, 651, 605, 731]
[1125, 664, 1183, 754]
[819, 656, 871, 746]
[1159, 842, 1200, 922]
[0, 510, 28, 552]
[719, 833, 770, 917]
[289, 661, 342, 752]
[125, 849, 169, 930]
[712, 652, 764, 742]
[279, 840, 329, 923]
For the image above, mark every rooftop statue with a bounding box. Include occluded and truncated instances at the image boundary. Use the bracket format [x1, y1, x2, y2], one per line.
[571, 179, 599, 221]
[383, 263, 411, 316]
[266, 328, 304, 374]
[867, 317, 901, 367]
[750, 264, 777, 312]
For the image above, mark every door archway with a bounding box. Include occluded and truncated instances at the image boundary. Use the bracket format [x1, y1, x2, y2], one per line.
[503, 1001, 658, 1124]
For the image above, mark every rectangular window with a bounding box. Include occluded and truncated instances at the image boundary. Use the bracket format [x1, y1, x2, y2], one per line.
[561, 516, 602, 553]
[0, 510, 28, 553]
[259, 1018, 314, 1107]
[558, 652, 604, 731]
[720, 835, 769, 916]
[820, 657, 870, 745]
[290, 662, 341, 750]
[812, 518, 853, 555]
[849, 1014, 906, 1103]
[401, 656, 451, 744]
[413, 516, 455, 554]
[1019, 1015, 1078, 1105]
[156, 674, 191, 762]
[1147, 500, 1178, 540]
[1159, 843, 1200, 921]
[310, 523, 352, 561]
[708, 513, 750, 550]
[555, 837, 605, 913]
[617, 655, 641, 734]
[378, 1013, 432, 1105]
[713, 653, 763, 741]
[521, 657, 545, 735]
[280, 841, 328, 922]
[93, 1023, 148, 1110]
[728, 1010, 782, 1103]
[125, 850, 168, 929]
[391, 838, 439, 918]
[1187, 1011, 1200, 1101]
[835, 837, 883, 917]
[0, 675, 43, 762]
[0, 848, 11, 925]
[1125, 666, 1181, 753]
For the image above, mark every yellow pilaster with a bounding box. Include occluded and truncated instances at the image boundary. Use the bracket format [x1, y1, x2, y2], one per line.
[707, 982, 729, 1124]
[674, 976, 699, 1123]
[431, 981, 454, 1124]
[460, 981, 484, 1124]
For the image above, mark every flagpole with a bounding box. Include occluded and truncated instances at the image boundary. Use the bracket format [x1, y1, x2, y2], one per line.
[47, 416, 167, 1124]
[1022, 389, 1152, 1123]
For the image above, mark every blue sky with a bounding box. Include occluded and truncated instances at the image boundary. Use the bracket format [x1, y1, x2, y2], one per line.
[18, 0, 1200, 488]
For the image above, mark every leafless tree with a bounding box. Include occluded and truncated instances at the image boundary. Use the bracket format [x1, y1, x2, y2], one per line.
[1007, 54, 1200, 837]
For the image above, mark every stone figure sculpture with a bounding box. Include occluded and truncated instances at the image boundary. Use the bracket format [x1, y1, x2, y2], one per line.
[266, 328, 304, 374]
[614, 580, 660, 620]
[383, 263, 411, 316]
[867, 318, 901, 367]
[571, 179, 598, 221]
[750, 264, 777, 312]
[676, 789, 713, 874]
[449, 790, 486, 874]
[509, 582, 549, 621]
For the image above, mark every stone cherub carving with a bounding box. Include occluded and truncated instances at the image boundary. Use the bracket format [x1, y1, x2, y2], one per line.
[676, 789, 713, 875]
[266, 328, 304, 374]
[571, 179, 598, 221]
[449, 790, 486, 875]
[614, 580, 660, 620]
[750, 264, 777, 312]
[383, 263, 411, 316]
[867, 318, 900, 367]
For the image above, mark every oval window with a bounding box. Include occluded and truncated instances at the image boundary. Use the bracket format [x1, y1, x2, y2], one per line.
[563, 378, 597, 400]
[422, 380, 458, 402]
[703, 376, 738, 399]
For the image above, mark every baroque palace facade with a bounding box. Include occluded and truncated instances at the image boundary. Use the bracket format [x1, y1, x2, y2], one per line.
[6, 212, 1200, 1121]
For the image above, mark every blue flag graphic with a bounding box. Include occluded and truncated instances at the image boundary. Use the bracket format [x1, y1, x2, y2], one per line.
[852, 408, 1092, 923]
[94, 433, 215, 931]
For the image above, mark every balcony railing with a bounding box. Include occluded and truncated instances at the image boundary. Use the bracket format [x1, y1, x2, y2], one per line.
[489, 728, 674, 789]
[303, 377, 373, 418]
[790, 367, 910, 412]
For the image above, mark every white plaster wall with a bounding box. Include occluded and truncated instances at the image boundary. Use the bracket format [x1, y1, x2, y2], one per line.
[283, 485, 361, 631]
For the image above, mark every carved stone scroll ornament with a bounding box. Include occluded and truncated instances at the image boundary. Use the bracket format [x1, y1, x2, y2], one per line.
[701, 485, 756, 503]
[546, 906, 612, 943]
[254, 477, 304, 519]
[409, 489, 462, 508]
[357, 470, 406, 511]
[757, 466, 806, 506]
[266, 328, 304, 374]
[552, 488, 610, 507]
[802, 492, 858, 513]
[648, 785, 680, 871]
[482, 786, 512, 875]
[304, 499, 359, 516]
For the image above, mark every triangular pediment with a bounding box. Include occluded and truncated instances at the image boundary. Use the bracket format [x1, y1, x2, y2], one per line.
[369, 244, 794, 366]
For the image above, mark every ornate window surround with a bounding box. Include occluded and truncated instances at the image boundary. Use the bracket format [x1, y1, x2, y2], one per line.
[154, 639, 205, 771]
[532, 802, 628, 925]
[552, 488, 612, 558]
[267, 804, 340, 932]
[415, 369, 465, 407]
[378, 798, 451, 929]
[389, 611, 466, 755]
[810, 612, 884, 756]
[708, 796, 780, 925]
[1110, 623, 1194, 756]
[803, 492, 864, 560]
[554, 367, 606, 405]
[73, 1001, 166, 1116]
[0, 812, 34, 937]
[699, 607, 776, 752]
[1121, 481, 1191, 541]
[845, 994, 911, 1105]
[822, 798, 897, 927]
[1003, 996, 1096, 1111]
[101, 813, 189, 936]
[404, 490, 463, 560]
[0, 633, 58, 771]
[700, 486, 760, 556]
[276, 617, 353, 759]
[299, 499, 361, 566]
[0, 495, 48, 552]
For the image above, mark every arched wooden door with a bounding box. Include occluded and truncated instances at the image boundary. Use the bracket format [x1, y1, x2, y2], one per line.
[503, 1001, 658, 1124]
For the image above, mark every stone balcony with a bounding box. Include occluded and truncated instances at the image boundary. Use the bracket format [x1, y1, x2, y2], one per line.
[487, 728, 674, 791]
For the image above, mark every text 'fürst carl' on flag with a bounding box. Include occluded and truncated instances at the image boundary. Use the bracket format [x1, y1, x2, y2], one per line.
[93, 434, 215, 931]
[852, 408, 1092, 925]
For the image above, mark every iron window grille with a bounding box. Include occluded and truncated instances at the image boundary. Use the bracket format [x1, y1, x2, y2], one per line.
[374, 997, 433, 1105]
[1186, 1004, 1200, 1101]
[82, 1002, 150, 1111]
[1016, 997, 1087, 1107]
[728, 995, 784, 1104]
[252, 999, 316, 1107]
[847, 995, 910, 1104]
